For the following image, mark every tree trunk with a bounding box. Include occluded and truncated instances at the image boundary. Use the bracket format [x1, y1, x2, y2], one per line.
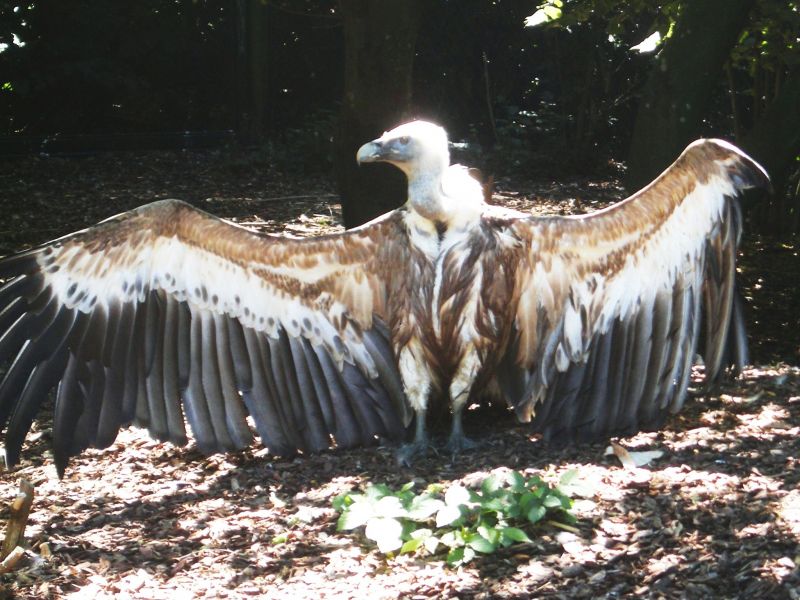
[336, 0, 420, 228]
[743, 69, 800, 234]
[625, 0, 755, 190]
[236, 0, 269, 144]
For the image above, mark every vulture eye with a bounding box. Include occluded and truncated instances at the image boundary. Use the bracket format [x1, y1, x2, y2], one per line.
[399, 136, 410, 145]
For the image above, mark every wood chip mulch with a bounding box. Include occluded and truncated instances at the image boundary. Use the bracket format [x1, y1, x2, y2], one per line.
[0, 150, 798, 599]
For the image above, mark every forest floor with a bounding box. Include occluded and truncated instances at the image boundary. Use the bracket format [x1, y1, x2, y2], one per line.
[0, 149, 798, 599]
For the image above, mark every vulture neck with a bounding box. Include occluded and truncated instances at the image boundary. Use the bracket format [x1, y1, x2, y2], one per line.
[405, 166, 485, 234]
[405, 159, 456, 224]
[408, 174, 447, 222]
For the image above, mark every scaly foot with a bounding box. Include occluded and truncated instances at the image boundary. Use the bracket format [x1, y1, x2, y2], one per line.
[396, 439, 434, 467]
[444, 432, 479, 456]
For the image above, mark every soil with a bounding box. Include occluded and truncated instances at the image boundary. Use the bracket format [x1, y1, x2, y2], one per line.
[0, 150, 798, 599]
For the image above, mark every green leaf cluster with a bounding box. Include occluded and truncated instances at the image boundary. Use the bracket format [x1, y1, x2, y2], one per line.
[333, 470, 578, 567]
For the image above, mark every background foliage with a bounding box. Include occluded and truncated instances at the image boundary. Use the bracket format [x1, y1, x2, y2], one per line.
[0, 0, 797, 228]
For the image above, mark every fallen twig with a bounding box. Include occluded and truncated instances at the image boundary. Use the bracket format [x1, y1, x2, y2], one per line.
[1, 479, 34, 562]
[545, 519, 580, 534]
[0, 546, 25, 574]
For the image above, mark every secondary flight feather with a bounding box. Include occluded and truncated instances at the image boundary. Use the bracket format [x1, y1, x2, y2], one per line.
[0, 121, 768, 474]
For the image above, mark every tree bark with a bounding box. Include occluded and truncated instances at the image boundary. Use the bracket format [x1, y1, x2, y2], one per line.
[236, 0, 269, 144]
[336, 0, 420, 228]
[625, 0, 755, 190]
[743, 69, 800, 233]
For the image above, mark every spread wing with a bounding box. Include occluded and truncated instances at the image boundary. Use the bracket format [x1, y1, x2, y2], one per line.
[494, 139, 769, 441]
[0, 199, 410, 475]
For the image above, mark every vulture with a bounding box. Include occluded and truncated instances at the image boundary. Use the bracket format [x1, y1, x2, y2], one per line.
[0, 121, 768, 475]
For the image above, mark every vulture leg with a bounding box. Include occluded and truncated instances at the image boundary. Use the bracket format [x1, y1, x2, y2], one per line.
[395, 343, 435, 465]
[396, 408, 429, 467]
[444, 350, 480, 454]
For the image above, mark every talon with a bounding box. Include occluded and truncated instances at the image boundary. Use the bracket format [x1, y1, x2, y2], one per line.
[396, 440, 433, 467]
[445, 434, 478, 455]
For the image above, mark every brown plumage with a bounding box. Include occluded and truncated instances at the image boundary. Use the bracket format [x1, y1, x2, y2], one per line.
[0, 121, 768, 474]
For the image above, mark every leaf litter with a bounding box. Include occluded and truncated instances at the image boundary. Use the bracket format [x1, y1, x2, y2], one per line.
[0, 149, 798, 599]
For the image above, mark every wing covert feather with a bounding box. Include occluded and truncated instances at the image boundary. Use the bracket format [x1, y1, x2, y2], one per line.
[500, 139, 768, 441]
[0, 199, 409, 474]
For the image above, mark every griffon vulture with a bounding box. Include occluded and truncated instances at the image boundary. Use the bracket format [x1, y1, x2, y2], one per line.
[0, 121, 768, 474]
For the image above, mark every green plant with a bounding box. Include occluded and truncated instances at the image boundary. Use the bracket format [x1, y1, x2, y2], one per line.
[332, 470, 579, 567]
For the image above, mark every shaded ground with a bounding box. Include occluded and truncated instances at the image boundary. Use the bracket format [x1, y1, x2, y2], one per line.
[0, 150, 798, 599]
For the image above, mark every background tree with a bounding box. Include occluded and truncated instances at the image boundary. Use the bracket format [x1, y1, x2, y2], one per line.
[0, 0, 797, 231]
[733, 2, 800, 231]
[334, 0, 420, 227]
[236, 0, 269, 144]
[528, 0, 800, 233]
[742, 71, 800, 230]
[0, 1, 238, 136]
[625, 0, 756, 189]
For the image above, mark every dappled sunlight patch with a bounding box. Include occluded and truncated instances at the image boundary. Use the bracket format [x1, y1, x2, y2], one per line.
[650, 466, 785, 505]
[776, 490, 800, 537]
[2, 165, 799, 597]
[319, 544, 365, 579]
[63, 569, 175, 600]
[618, 430, 662, 447]
[514, 559, 554, 585]
[295, 476, 363, 504]
[597, 518, 634, 540]
[292, 504, 334, 526]
[699, 408, 736, 427]
[736, 403, 795, 431]
[555, 531, 595, 563]
[569, 498, 597, 518]
[737, 521, 773, 541]
[758, 556, 800, 590]
[643, 553, 682, 584]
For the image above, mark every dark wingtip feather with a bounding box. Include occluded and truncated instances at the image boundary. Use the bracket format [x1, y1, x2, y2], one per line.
[0, 251, 41, 281]
[4, 348, 68, 469]
[729, 157, 772, 195]
[701, 139, 771, 194]
[723, 283, 750, 374]
[52, 353, 82, 478]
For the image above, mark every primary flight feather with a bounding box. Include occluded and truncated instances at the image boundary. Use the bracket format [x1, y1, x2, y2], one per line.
[0, 121, 768, 473]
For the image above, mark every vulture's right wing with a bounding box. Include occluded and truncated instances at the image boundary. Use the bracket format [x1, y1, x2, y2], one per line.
[0, 199, 411, 475]
[495, 139, 769, 442]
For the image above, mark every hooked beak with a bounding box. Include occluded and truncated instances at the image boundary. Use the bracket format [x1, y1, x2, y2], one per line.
[356, 140, 384, 165]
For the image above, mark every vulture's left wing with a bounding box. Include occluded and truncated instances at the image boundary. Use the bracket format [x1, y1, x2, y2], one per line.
[495, 139, 768, 441]
[0, 199, 410, 475]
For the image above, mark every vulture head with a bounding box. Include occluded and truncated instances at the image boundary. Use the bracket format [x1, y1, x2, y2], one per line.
[357, 121, 483, 223]
[356, 120, 449, 177]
